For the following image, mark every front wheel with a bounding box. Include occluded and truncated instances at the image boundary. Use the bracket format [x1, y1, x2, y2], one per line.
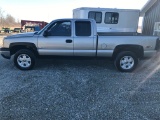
[14, 49, 36, 70]
[114, 51, 138, 72]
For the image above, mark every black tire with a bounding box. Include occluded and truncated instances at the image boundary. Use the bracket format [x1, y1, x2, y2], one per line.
[114, 51, 138, 72]
[14, 49, 36, 70]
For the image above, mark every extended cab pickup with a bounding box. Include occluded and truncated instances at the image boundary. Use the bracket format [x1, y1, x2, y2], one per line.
[0, 19, 159, 72]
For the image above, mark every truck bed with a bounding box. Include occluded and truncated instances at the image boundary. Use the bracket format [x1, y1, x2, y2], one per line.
[98, 32, 143, 36]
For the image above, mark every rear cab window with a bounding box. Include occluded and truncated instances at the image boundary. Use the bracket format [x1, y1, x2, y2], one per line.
[75, 21, 91, 36]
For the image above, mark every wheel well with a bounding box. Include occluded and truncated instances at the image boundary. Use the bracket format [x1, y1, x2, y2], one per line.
[112, 45, 144, 59]
[10, 43, 38, 56]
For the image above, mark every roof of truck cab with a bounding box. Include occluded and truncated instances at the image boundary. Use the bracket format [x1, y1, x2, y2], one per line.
[51, 18, 95, 21]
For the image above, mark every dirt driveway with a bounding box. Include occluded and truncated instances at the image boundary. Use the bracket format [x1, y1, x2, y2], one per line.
[1, 54, 160, 120]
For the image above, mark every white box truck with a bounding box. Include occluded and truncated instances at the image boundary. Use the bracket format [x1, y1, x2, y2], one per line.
[73, 7, 140, 34]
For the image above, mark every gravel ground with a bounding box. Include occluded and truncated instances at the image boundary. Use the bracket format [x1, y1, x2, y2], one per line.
[1, 54, 160, 120]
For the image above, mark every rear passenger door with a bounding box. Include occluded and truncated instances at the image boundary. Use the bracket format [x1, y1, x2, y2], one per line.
[73, 20, 96, 56]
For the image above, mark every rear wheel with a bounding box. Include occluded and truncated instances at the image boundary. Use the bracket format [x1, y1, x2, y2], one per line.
[114, 51, 138, 72]
[14, 49, 35, 70]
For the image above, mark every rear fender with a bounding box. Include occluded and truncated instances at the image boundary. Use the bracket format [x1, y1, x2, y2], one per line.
[112, 45, 144, 59]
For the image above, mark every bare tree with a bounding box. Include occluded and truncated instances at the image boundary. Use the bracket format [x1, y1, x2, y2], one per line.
[5, 14, 16, 27]
[0, 7, 20, 29]
[0, 7, 5, 28]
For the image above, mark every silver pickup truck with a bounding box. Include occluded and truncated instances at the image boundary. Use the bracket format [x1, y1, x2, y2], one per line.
[0, 19, 159, 72]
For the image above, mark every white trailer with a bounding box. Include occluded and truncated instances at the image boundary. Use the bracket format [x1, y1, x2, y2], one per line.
[153, 22, 160, 37]
[73, 7, 140, 34]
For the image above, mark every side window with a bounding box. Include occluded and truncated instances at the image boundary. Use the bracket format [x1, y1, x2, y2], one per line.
[75, 21, 91, 36]
[88, 11, 102, 23]
[48, 21, 71, 36]
[104, 12, 119, 24]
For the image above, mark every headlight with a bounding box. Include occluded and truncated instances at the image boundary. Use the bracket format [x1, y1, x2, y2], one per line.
[0, 36, 4, 47]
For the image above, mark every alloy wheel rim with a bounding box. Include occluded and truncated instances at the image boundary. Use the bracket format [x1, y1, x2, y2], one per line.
[17, 54, 31, 68]
[120, 56, 134, 70]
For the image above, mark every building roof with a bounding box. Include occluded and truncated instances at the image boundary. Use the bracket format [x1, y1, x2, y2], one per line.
[140, 0, 157, 16]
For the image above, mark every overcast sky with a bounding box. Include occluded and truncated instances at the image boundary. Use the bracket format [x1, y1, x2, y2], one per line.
[0, 0, 148, 22]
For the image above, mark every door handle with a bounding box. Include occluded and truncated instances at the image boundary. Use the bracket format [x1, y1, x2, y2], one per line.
[66, 39, 72, 43]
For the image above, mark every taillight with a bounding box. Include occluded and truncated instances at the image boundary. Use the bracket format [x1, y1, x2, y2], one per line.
[155, 38, 160, 51]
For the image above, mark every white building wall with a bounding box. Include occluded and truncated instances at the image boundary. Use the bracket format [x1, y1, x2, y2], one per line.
[142, 0, 160, 35]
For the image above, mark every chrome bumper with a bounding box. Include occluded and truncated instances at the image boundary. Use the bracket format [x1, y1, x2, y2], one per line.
[144, 50, 157, 58]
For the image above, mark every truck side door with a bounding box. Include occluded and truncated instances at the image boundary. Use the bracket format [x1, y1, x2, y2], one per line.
[73, 20, 96, 56]
[37, 20, 73, 56]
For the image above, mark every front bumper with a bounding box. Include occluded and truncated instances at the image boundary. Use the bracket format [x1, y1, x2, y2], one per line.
[0, 48, 11, 59]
